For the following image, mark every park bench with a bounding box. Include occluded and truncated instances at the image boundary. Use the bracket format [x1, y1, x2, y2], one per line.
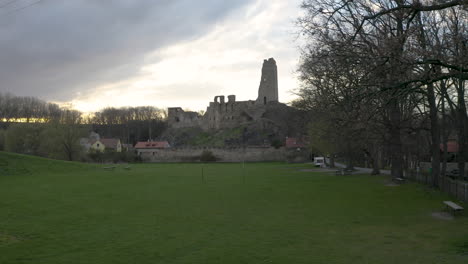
[124, 166, 131, 170]
[443, 201, 464, 216]
[103, 166, 116, 170]
[393, 177, 405, 184]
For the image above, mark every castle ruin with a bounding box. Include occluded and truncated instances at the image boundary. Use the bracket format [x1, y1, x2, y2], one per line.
[168, 58, 281, 130]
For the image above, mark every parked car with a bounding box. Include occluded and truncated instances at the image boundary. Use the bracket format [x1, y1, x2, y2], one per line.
[314, 157, 325, 168]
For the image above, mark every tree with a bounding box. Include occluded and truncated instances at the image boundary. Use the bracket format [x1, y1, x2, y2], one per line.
[298, 0, 467, 181]
[4, 123, 43, 154]
[0, 129, 5, 151]
[39, 110, 87, 161]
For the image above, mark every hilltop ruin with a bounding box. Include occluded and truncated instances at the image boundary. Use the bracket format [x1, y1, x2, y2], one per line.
[168, 58, 283, 130]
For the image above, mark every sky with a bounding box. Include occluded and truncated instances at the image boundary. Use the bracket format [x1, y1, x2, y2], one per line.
[0, 0, 304, 113]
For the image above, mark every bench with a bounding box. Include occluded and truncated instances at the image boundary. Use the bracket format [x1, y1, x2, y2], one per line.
[443, 201, 464, 216]
[103, 166, 116, 170]
[393, 177, 405, 184]
[124, 166, 131, 170]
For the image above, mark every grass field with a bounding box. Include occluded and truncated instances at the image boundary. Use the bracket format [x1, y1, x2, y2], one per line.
[0, 151, 467, 263]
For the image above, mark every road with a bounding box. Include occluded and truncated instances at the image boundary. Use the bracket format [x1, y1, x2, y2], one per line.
[329, 160, 391, 175]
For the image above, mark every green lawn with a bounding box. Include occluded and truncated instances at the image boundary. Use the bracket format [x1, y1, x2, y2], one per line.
[0, 151, 467, 263]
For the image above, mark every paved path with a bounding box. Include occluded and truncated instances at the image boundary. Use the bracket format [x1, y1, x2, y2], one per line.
[328, 160, 391, 175]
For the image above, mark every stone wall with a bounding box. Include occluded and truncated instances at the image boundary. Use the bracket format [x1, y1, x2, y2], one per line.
[137, 147, 307, 163]
[167, 107, 201, 129]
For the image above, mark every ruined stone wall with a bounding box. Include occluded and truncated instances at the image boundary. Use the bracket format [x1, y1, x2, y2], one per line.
[167, 107, 202, 129]
[138, 147, 289, 162]
[204, 98, 262, 130]
[167, 58, 281, 131]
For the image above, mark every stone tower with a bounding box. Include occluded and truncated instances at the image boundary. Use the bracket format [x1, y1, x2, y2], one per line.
[256, 58, 278, 105]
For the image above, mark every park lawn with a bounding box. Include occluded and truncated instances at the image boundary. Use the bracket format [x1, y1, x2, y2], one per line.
[0, 152, 467, 264]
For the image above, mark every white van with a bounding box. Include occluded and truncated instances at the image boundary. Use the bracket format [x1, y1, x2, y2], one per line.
[314, 157, 325, 168]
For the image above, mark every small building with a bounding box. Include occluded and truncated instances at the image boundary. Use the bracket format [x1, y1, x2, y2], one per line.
[440, 139, 459, 162]
[440, 140, 459, 153]
[100, 138, 122, 152]
[134, 141, 171, 156]
[285, 137, 307, 150]
[89, 139, 106, 153]
[79, 132, 122, 153]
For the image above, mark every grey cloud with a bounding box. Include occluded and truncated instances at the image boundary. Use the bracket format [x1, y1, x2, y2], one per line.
[0, 0, 252, 101]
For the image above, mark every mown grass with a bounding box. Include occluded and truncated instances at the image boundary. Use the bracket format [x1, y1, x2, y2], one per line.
[0, 151, 467, 263]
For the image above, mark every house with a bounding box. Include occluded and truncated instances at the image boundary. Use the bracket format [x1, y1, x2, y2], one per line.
[285, 137, 307, 149]
[89, 139, 106, 153]
[134, 141, 171, 156]
[79, 132, 122, 153]
[440, 139, 459, 162]
[79, 132, 102, 152]
[440, 140, 459, 153]
[99, 138, 122, 152]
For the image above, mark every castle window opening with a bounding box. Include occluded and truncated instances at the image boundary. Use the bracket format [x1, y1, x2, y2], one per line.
[175, 117, 180, 122]
[264, 96, 267, 105]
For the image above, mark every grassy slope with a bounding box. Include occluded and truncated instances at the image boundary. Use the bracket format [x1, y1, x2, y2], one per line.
[0, 152, 467, 263]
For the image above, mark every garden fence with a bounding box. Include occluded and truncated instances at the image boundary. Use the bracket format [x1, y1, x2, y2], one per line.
[406, 170, 468, 203]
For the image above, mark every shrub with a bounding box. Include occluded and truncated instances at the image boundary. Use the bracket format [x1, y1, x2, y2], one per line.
[271, 139, 283, 149]
[200, 150, 217, 162]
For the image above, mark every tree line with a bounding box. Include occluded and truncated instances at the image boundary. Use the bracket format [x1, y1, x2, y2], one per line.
[296, 0, 467, 185]
[0, 93, 62, 123]
[0, 93, 167, 161]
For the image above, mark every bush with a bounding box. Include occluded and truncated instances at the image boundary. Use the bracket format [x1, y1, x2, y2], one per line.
[200, 150, 217, 162]
[5, 123, 43, 155]
[271, 139, 283, 149]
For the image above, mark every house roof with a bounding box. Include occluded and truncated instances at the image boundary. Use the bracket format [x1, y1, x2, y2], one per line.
[100, 138, 120, 149]
[285, 137, 306, 148]
[134, 141, 171, 149]
[440, 141, 459, 153]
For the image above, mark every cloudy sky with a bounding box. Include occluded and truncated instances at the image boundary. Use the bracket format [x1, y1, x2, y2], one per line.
[0, 0, 303, 112]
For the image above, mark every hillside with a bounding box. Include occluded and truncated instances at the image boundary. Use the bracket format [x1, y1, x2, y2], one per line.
[0, 151, 94, 176]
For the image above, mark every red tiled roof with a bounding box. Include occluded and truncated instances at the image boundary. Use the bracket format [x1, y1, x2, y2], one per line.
[134, 141, 171, 149]
[100, 138, 120, 149]
[440, 141, 459, 153]
[285, 137, 306, 148]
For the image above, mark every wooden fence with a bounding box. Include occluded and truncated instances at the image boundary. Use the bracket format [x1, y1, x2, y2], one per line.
[406, 171, 468, 203]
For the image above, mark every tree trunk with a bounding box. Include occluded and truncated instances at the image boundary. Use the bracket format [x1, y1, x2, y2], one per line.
[363, 148, 380, 175]
[329, 154, 335, 168]
[345, 141, 354, 170]
[427, 82, 441, 187]
[389, 99, 403, 179]
[456, 78, 467, 180]
[441, 81, 449, 178]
